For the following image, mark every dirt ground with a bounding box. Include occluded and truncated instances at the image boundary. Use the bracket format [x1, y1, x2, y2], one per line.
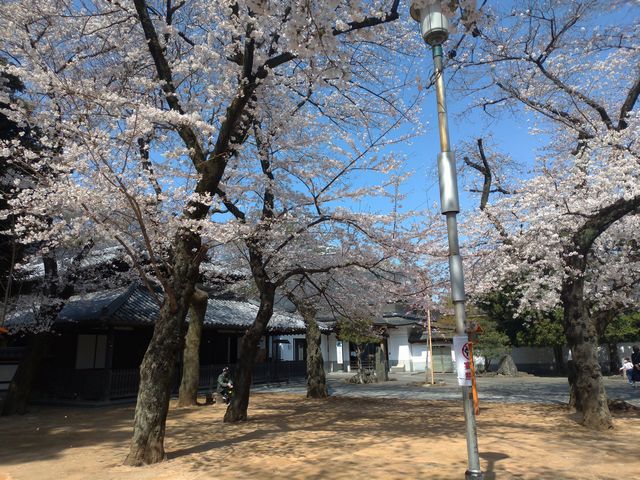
[0, 393, 638, 480]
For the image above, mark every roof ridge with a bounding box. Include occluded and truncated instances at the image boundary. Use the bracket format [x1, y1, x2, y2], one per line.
[100, 282, 139, 320]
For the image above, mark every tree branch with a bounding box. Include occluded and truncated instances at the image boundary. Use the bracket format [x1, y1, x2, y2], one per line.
[576, 195, 640, 253]
[332, 0, 400, 35]
[464, 138, 492, 210]
[533, 59, 614, 130]
[619, 74, 640, 130]
[132, 0, 207, 170]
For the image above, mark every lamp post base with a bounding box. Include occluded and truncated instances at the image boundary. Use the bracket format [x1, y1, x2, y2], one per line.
[465, 470, 484, 480]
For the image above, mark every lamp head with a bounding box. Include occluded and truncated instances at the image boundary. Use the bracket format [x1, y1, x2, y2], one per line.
[410, 2, 450, 46]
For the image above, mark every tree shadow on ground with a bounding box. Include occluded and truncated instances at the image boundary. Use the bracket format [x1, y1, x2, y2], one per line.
[166, 395, 640, 479]
[1, 393, 639, 479]
[0, 402, 194, 465]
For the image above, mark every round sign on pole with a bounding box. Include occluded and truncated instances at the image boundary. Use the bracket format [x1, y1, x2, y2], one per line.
[452, 335, 472, 387]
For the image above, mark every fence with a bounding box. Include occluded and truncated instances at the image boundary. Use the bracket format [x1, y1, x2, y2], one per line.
[35, 360, 307, 401]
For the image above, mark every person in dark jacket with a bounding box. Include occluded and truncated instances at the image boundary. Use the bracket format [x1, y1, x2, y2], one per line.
[631, 345, 640, 387]
[216, 366, 233, 402]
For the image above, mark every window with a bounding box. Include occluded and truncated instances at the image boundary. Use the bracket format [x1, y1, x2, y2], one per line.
[294, 338, 307, 361]
[75, 334, 107, 369]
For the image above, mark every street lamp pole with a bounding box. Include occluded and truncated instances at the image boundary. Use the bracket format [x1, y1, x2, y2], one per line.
[410, 2, 483, 479]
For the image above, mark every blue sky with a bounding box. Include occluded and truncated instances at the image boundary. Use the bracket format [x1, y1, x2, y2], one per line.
[404, 96, 539, 214]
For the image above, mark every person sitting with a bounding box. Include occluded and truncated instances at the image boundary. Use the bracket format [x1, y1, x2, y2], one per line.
[619, 357, 634, 385]
[216, 366, 233, 403]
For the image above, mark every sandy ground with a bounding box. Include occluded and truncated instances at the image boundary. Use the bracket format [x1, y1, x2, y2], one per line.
[0, 392, 638, 480]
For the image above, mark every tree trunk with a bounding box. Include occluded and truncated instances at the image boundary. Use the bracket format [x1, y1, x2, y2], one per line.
[375, 342, 388, 382]
[223, 287, 275, 422]
[1, 333, 49, 415]
[124, 233, 200, 466]
[593, 310, 616, 376]
[484, 356, 491, 372]
[607, 343, 620, 375]
[553, 345, 565, 375]
[177, 287, 208, 407]
[567, 360, 578, 411]
[304, 312, 327, 399]
[355, 345, 364, 384]
[286, 293, 327, 398]
[559, 196, 640, 429]
[561, 258, 612, 430]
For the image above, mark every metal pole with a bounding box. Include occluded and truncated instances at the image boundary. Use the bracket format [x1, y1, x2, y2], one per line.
[427, 310, 433, 383]
[432, 44, 483, 480]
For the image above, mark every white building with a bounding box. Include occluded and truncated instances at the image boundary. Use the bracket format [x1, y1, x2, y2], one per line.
[271, 303, 456, 374]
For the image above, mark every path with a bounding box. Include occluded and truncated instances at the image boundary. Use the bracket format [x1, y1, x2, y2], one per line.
[253, 371, 640, 406]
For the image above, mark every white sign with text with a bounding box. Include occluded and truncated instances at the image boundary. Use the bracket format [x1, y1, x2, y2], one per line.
[452, 335, 472, 387]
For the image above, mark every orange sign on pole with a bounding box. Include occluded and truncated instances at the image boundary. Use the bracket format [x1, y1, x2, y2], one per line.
[468, 341, 479, 415]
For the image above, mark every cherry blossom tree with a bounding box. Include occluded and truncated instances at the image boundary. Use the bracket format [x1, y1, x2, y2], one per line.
[0, 62, 117, 414]
[0, 66, 27, 320]
[454, 0, 640, 429]
[0, 0, 453, 464]
[209, 115, 435, 420]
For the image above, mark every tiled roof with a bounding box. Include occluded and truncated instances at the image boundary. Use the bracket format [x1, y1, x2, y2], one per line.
[58, 287, 131, 323]
[109, 285, 161, 325]
[205, 298, 332, 333]
[408, 324, 453, 343]
[7, 288, 130, 330]
[8, 284, 329, 334]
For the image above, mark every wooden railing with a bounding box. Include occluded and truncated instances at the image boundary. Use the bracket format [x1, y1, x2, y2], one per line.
[36, 360, 307, 401]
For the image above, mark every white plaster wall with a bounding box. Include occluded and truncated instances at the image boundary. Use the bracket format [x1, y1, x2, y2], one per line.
[410, 343, 428, 372]
[387, 327, 412, 368]
[273, 334, 305, 361]
[473, 355, 485, 371]
[272, 333, 350, 367]
[320, 333, 345, 372]
[320, 334, 329, 363]
[335, 336, 343, 365]
[342, 340, 350, 371]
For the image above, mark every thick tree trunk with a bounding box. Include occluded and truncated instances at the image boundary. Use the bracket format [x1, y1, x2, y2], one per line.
[304, 312, 327, 399]
[223, 288, 275, 422]
[559, 196, 640, 429]
[375, 343, 388, 382]
[561, 261, 612, 430]
[124, 233, 200, 466]
[287, 293, 327, 398]
[177, 287, 208, 407]
[1, 334, 49, 415]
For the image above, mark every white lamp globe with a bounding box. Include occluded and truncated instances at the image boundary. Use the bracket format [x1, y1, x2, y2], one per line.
[410, 2, 450, 46]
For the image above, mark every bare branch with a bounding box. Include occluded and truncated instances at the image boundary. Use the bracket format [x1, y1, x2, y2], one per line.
[332, 0, 400, 35]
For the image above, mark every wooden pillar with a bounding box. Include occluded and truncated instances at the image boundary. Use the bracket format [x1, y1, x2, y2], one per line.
[102, 327, 114, 401]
